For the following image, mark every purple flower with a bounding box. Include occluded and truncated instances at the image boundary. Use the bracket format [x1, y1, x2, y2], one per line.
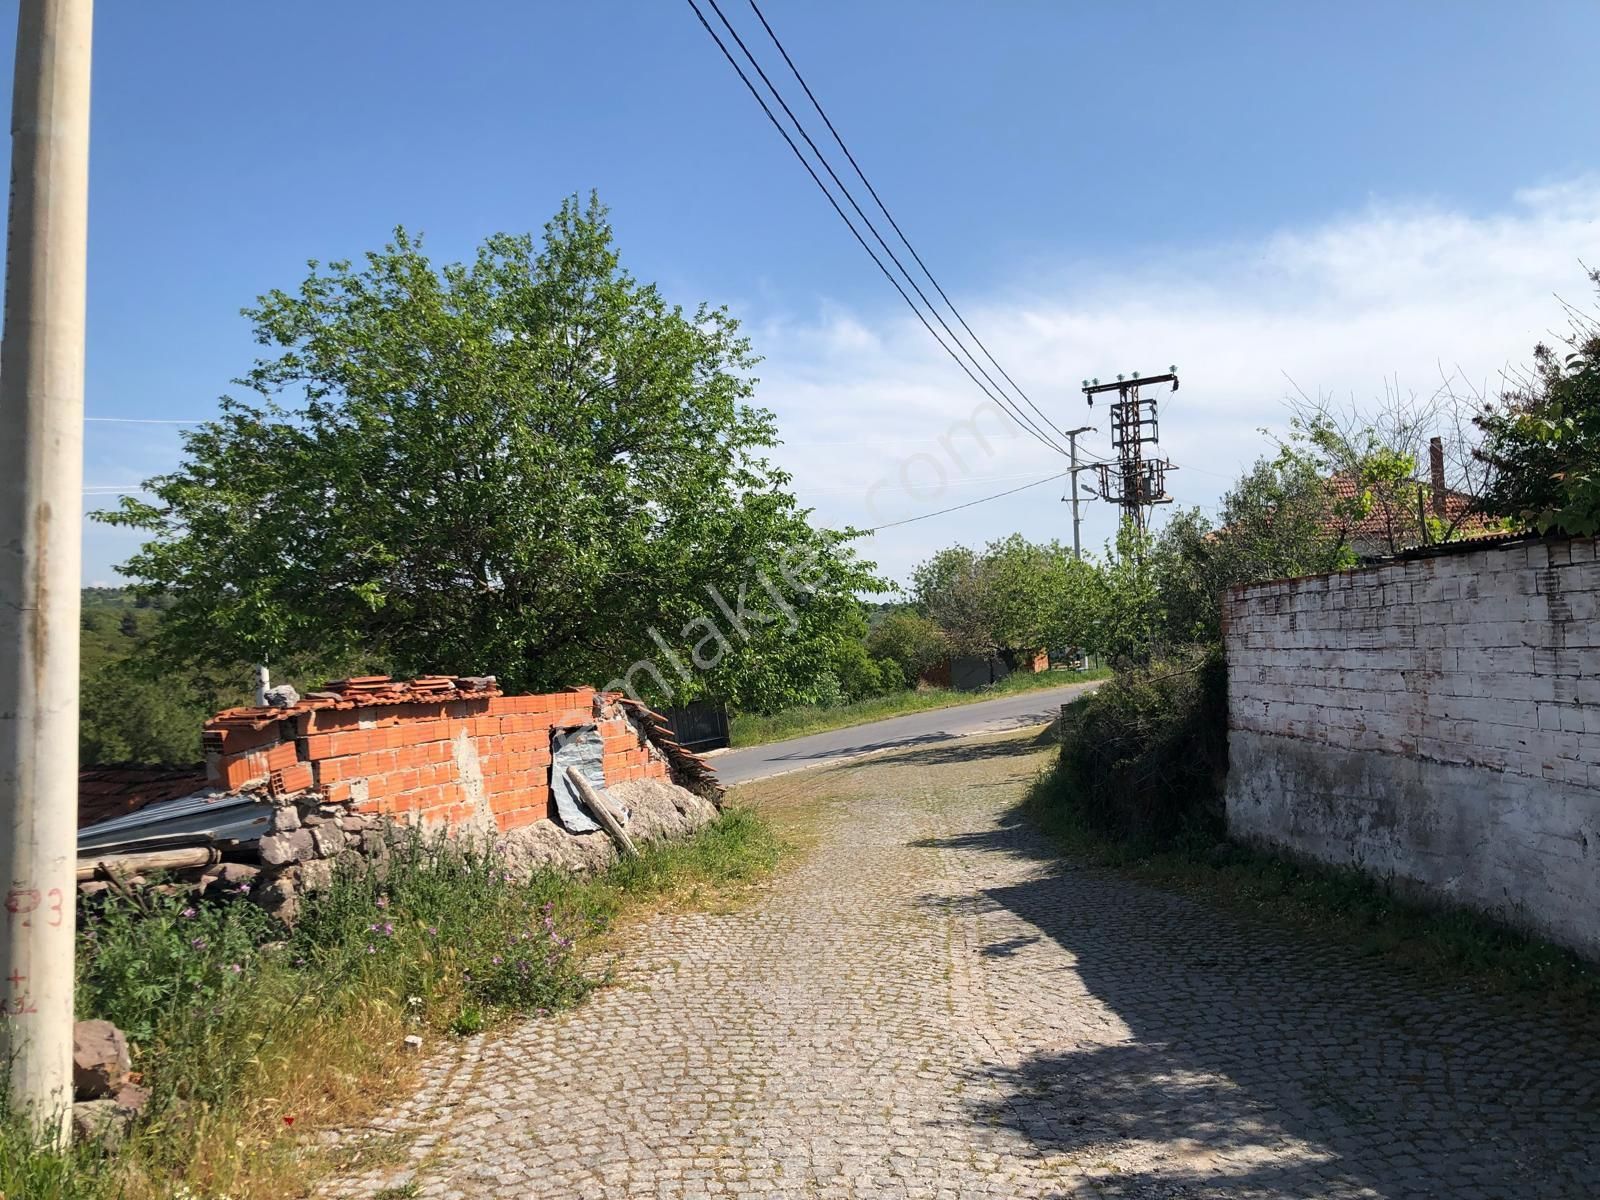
[369, 922, 381, 933]
[382, 922, 393, 936]
[375, 896, 389, 909]
[366, 944, 376, 954]
[491, 955, 502, 965]
[427, 925, 438, 937]
[228, 963, 243, 974]
[191, 937, 207, 950]
[181, 907, 197, 919]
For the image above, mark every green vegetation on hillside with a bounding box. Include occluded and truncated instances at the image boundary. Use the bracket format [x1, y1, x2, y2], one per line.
[79, 588, 229, 766]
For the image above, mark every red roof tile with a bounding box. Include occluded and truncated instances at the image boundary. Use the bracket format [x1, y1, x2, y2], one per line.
[79, 763, 207, 829]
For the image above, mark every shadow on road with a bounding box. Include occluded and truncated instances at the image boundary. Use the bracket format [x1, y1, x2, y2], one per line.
[929, 802, 1600, 1197]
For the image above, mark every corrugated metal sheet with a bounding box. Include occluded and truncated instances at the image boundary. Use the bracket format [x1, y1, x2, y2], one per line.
[77, 789, 271, 854]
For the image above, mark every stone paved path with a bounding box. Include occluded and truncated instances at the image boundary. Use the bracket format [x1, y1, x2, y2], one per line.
[330, 730, 1600, 1198]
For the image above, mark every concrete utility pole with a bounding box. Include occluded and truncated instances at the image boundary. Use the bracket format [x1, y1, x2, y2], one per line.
[0, 0, 94, 1141]
[1062, 425, 1094, 562]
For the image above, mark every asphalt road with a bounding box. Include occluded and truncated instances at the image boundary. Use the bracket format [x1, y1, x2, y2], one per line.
[712, 680, 1100, 786]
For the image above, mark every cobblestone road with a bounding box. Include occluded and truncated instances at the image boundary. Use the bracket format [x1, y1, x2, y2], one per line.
[331, 730, 1600, 1199]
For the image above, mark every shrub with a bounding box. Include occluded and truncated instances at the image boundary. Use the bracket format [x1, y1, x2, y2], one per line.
[1046, 647, 1228, 845]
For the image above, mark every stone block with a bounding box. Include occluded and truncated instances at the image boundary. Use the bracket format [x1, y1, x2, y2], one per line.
[258, 829, 314, 866]
[311, 823, 347, 856]
[73, 1019, 130, 1099]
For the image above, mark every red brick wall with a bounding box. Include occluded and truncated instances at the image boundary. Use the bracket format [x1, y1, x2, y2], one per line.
[204, 685, 671, 834]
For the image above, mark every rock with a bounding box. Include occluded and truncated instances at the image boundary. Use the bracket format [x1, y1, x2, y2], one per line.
[340, 812, 371, 834]
[255, 873, 299, 921]
[271, 804, 302, 833]
[111, 1080, 150, 1117]
[299, 858, 335, 891]
[200, 861, 261, 897]
[73, 1020, 131, 1099]
[311, 823, 346, 857]
[263, 683, 301, 709]
[258, 829, 315, 866]
[72, 1098, 130, 1149]
[78, 879, 110, 898]
[402, 1035, 424, 1054]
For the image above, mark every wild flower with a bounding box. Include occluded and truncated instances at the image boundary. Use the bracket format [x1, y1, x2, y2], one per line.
[375, 895, 389, 909]
[228, 963, 243, 974]
[181, 907, 197, 919]
[366, 945, 376, 955]
[191, 937, 207, 950]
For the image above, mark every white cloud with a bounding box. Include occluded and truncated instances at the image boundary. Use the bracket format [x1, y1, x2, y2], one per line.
[80, 179, 1600, 589]
[753, 178, 1600, 587]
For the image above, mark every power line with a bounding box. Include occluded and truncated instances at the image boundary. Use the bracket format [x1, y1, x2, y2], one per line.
[703, 0, 1065, 454]
[684, 0, 1068, 458]
[744, 0, 1064, 444]
[866, 470, 1069, 532]
[84, 417, 203, 424]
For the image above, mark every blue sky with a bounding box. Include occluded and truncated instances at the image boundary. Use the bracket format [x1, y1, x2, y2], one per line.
[5, 1, 1600, 585]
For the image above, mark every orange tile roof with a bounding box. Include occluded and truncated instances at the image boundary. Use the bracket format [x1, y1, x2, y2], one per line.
[1323, 473, 1500, 546]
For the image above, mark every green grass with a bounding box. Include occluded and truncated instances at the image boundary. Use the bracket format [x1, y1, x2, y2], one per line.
[4, 805, 783, 1200]
[1023, 763, 1600, 1015]
[729, 667, 1110, 748]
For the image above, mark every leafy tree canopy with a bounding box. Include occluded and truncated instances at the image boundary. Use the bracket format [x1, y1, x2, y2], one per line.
[910, 535, 1098, 660]
[1477, 269, 1600, 535]
[865, 609, 947, 688]
[98, 196, 882, 704]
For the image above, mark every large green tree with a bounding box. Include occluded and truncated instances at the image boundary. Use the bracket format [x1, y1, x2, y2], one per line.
[99, 197, 881, 703]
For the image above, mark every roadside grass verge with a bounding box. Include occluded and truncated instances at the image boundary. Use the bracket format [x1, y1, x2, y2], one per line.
[1023, 763, 1600, 1017]
[3, 805, 782, 1200]
[729, 667, 1110, 748]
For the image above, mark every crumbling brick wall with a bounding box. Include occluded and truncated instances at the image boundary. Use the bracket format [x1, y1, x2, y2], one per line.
[1223, 535, 1600, 957]
[204, 679, 678, 836]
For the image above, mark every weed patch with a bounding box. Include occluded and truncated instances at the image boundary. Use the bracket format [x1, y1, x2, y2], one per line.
[6, 806, 781, 1200]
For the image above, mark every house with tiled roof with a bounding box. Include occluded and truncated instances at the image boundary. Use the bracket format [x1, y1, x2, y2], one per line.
[1326, 437, 1502, 559]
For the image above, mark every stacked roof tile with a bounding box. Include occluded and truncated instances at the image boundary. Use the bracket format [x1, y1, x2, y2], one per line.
[613, 695, 725, 803]
[204, 674, 503, 736]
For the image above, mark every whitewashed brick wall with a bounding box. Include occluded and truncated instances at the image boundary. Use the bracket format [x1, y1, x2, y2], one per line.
[1224, 537, 1600, 789]
[1223, 536, 1600, 957]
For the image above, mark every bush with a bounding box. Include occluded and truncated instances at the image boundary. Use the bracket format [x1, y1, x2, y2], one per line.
[827, 636, 896, 703]
[865, 610, 946, 688]
[1045, 647, 1228, 845]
